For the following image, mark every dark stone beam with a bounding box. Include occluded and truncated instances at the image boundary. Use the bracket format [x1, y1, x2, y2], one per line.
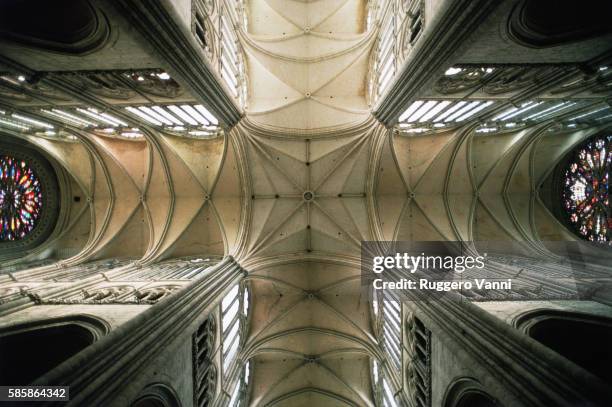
[373, 0, 499, 127]
[35, 257, 245, 406]
[110, 0, 243, 128]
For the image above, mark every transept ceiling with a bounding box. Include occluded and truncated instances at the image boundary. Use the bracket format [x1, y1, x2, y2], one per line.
[242, 0, 372, 130]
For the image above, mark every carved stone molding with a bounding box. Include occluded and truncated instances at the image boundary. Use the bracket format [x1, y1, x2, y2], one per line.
[548, 67, 612, 95]
[193, 313, 217, 407]
[434, 67, 491, 94]
[405, 312, 431, 407]
[83, 285, 134, 301]
[442, 377, 499, 407]
[0, 74, 71, 104]
[192, 0, 219, 63]
[391, 268, 612, 406]
[374, 0, 500, 125]
[135, 285, 182, 303]
[53, 70, 184, 100]
[34, 257, 245, 406]
[0, 284, 30, 304]
[398, 0, 425, 64]
[111, 0, 242, 127]
[0, 314, 111, 341]
[131, 383, 181, 407]
[482, 66, 559, 95]
[39, 284, 184, 305]
[433, 66, 572, 96]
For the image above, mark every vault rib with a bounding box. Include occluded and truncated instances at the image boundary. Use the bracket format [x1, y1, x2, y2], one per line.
[315, 296, 377, 343]
[245, 274, 309, 294]
[388, 131, 413, 195]
[317, 360, 374, 407]
[240, 27, 374, 63]
[249, 136, 304, 192]
[311, 200, 362, 248]
[310, 0, 354, 31]
[255, 361, 311, 405]
[310, 96, 370, 114]
[248, 201, 305, 255]
[261, 0, 306, 31]
[246, 294, 308, 348]
[266, 387, 357, 406]
[312, 136, 368, 192]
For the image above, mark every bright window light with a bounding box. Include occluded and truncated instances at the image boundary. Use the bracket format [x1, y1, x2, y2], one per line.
[98, 111, 128, 127]
[523, 102, 566, 121]
[228, 381, 240, 407]
[420, 101, 451, 122]
[48, 109, 97, 127]
[243, 287, 250, 316]
[456, 101, 493, 122]
[445, 101, 481, 122]
[222, 285, 239, 310]
[372, 359, 379, 383]
[152, 106, 183, 125]
[11, 114, 54, 129]
[398, 101, 423, 122]
[223, 336, 240, 372]
[372, 286, 379, 316]
[0, 118, 30, 130]
[596, 113, 612, 121]
[195, 105, 219, 125]
[222, 300, 239, 331]
[244, 360, 251, 384]
[121, 131, 144, 139]
[138, 107, 174, 126]
[77, 108, 128, 127]
[434, 101, 466, 122]
[125, 107, 162, 126]
[402, 127, 430, 133]
[492, 106, 518, 121]
[224, 319, 240, 346]
[445, 67, 463, 76]
[383, 378, 398, 407]
[567, 106, 610, 121]
[534, 102, 577, 121]
[181, 105, 210, 125]
[500, 101, 542, 121]
[77, 108, 118, 126]
[476, 126, 498, 133]
[189, 130, 215, 137]
[406, 100, 438, 122]
[168, 105, 198, 125]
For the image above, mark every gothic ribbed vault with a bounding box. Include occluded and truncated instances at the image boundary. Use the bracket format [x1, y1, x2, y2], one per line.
[1, 0, 612, 406]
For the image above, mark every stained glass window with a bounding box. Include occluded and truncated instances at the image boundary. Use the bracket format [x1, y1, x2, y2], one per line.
[562, 135, 611, 243]
[0, 155, 43, 241]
